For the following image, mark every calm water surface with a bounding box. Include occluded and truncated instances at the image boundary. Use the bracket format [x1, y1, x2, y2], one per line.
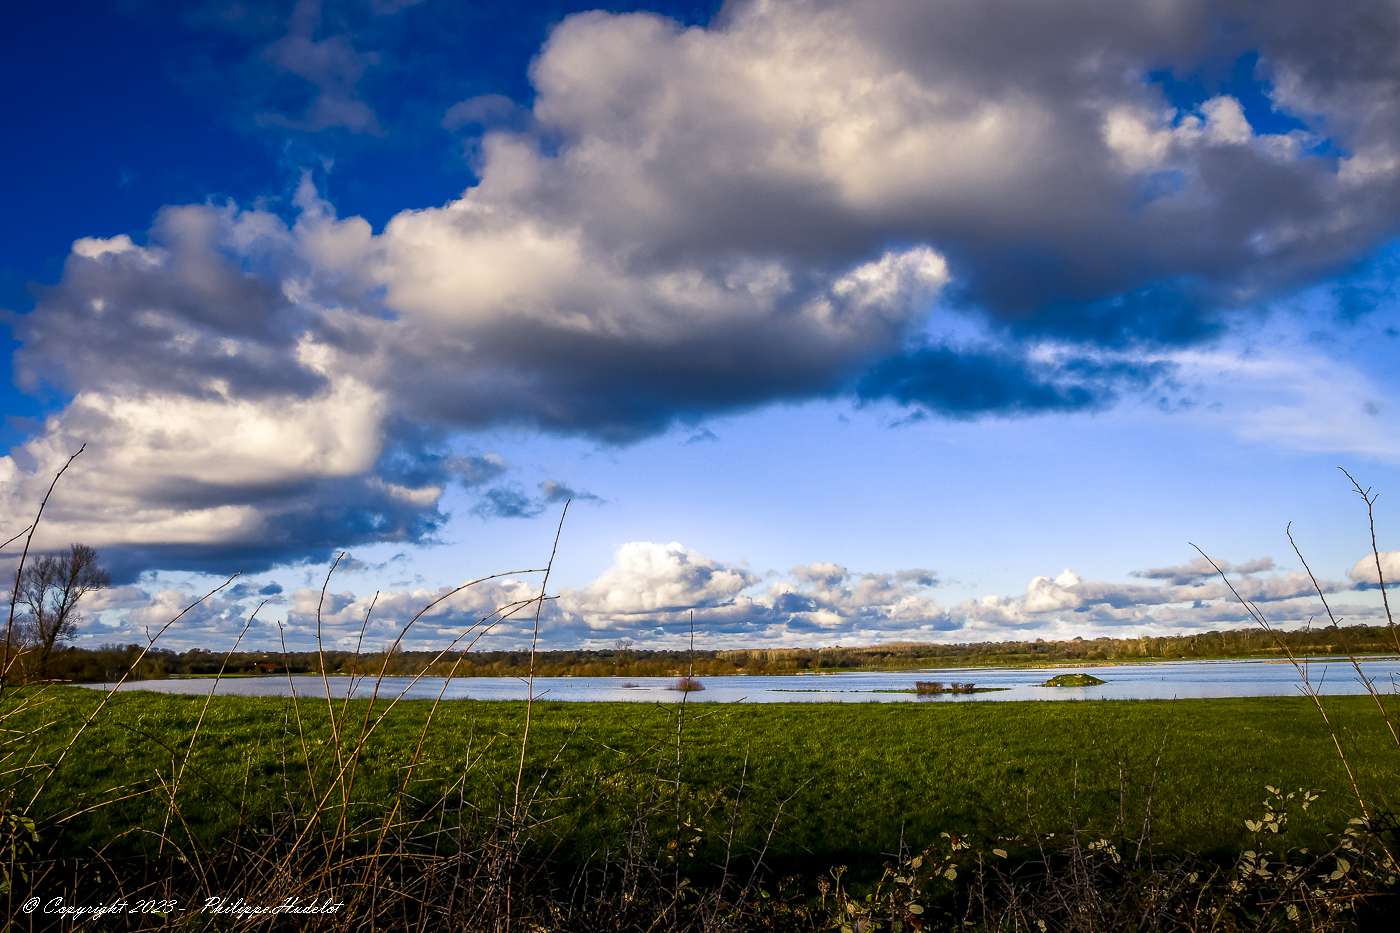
[84, 657, 1400, 704]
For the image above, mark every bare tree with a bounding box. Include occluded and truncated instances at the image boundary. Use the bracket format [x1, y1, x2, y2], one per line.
[17, 543, 110, 678]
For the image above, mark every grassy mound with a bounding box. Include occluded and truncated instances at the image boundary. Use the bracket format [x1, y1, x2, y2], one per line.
[1041, 672, 1107, 687]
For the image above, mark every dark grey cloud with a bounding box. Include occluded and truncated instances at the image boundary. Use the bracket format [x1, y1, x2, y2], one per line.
[539, 480, 603, 504]
[447, 453, 507, 486]
[857, 344, 1169, 418]
[442, 93, 526, 131]
[472, 480, 604, 520]
[260, 15, 382, 133]
[94, 473, 447, 583]
[333, 551, 410, 575]
[894, 569, 939, 588]
[176, 0, 409, 135]
[770, 592, 819, 615]
[1132, 556, 1276, 585]
[371, 429, 506, 491]
[1331, 247, 1400, 324]
[684, 428, 719, 445]
[471, 486, 542, 520]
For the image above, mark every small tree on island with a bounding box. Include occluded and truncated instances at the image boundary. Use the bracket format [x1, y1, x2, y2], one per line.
[16, 543, 110, 679]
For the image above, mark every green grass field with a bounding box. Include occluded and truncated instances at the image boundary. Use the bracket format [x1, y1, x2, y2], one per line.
[14, 688, 1398, 876]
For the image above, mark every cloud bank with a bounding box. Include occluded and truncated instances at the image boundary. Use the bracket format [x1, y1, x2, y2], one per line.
[75, 540, 1391, 652]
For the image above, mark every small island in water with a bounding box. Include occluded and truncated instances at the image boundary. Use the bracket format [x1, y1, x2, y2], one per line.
[904, 680, 1010, 695]
[1041, 673, 1107, 687]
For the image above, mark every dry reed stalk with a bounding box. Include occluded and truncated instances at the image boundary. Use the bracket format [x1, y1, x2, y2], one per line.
[255, 559, 553, 909]
[1342, 468, 1399, 653]
[158, 598, 270, 854]
[1194, 543, 1375, 818]
[0, 527, 32, 552]
[513, 501, 571, 823]
[26, 572, 240, 812]
[338, 591, 380, 727]
[1286, 522, 1400, 751]
[1196, 507, 1400, 878]
[503, 500, 569, 929]
[315, 553, 349, 817]
[363, 596, 548, 887]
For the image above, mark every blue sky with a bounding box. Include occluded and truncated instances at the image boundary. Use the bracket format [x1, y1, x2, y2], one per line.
[2, 0, 1398, 652]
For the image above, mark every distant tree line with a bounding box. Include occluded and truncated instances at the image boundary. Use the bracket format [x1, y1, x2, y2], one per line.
[35, 624, 1400, 684]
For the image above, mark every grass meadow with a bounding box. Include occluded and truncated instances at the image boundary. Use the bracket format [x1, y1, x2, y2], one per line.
[17, 690, 1394, 863]
[8, 685, 1400, 929]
